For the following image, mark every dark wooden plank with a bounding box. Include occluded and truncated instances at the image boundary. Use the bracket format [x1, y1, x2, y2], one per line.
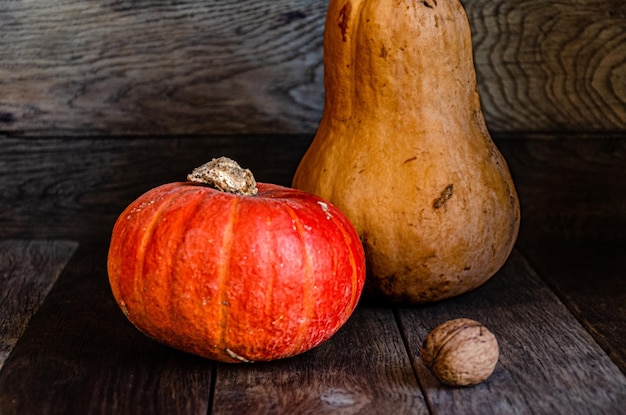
[396, 250, 626, 414]
[212, 306, 428, 415]
[0, 135, 311, 242]
[518, 241, 626, 376]
[0, 239, 78, 369]
[1, 0, 624, 136]
[0, 244, 214, 415]
[497, 133, 626, 243]
[497, 134, 626, 374]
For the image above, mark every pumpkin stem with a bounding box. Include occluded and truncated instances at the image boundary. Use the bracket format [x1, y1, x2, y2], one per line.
[187, 157, 258, 196]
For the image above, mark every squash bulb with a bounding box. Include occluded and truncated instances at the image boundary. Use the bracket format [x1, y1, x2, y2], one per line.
[292, 0, 520, 303]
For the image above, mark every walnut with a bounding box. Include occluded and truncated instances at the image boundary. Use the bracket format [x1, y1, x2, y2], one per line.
[420, 318, 499, 386]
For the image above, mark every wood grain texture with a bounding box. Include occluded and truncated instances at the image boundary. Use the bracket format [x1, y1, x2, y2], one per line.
[0, 0, 327, 136]
[0, 240, 78, 370]
[497, 134, 626, 374]
[466, 0, 626, 132]
[0, 0, 624, 136]
[0, 244, 214, 415]
[212, 306, 427, 414]
[2, 243, 623, 414]
[517, 242, 626, 376]
[396, 250, 626, 414]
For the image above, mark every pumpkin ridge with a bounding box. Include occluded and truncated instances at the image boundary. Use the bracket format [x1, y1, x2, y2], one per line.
[132, 185, 184, 336]
[168, 189, 218, 354]
[314, 203, 362, 320]
[109, 184, 171, 333]
[282, 204, 316, 356]
[142, 186, 212, 343]
[216, 195, 241, 361]
[323, 204, 363, 317]
[261, 210, 276, 336]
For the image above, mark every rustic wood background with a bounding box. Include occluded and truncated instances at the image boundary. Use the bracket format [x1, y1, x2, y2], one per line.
[1, 0, 624, 137]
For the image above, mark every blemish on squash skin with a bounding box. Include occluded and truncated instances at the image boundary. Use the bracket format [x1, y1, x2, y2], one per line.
[433, 184, 454, 209]
[338, 2, 352, 42]
[403, 156, 417, 164]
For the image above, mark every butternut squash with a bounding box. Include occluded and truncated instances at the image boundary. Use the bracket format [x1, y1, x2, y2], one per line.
[292, 0, 520, 303]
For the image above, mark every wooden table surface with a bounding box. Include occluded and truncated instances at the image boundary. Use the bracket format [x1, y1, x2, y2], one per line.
[1, 135, 625, 414]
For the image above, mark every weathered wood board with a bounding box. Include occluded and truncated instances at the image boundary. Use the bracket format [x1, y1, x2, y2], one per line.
[397, 251, 626, 414]
[212, 307, 427, 414]
[0, 240, 78, 369]
[0, 244, 215, 415]
[1, 244, 625, 414]
[1, 0, 624, 136]
[497, 135, 626, 373]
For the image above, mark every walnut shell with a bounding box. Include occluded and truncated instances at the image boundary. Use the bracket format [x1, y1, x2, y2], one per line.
[421, 318, 499, 386]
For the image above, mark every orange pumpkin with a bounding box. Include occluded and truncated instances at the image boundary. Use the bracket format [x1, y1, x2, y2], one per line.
[107, 158, 366, 362]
